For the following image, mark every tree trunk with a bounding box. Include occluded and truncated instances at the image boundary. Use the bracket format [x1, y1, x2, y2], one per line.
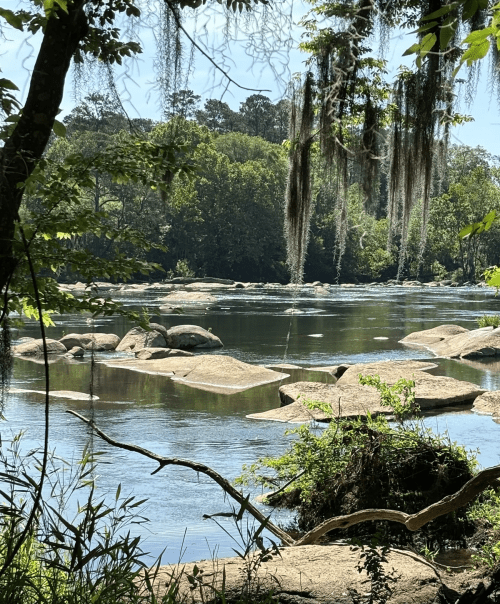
[0, 2, 88, 295]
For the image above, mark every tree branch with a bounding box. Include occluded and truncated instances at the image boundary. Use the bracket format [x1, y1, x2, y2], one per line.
[66, 410, 294, 546]
[66, 410, 500, 551]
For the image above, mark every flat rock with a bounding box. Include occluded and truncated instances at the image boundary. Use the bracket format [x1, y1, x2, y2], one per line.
[59, 333, 121, 351]
[12, 339, 67, 356]
[159, 291, 217, 304]
[116, 327, 167, 352]
[134, 347, 194, 360]
[473, 391, 500, 416]
[166, 324, 223, 349]
[248, 400, 334, 423]
[336, 360, 438, 385]
[400, 324, 500, 359]
[101, 355, 288, 394]
[270, 382, 386, 421]
[264, 363, 303, 370]
[8, 388, 98, 401]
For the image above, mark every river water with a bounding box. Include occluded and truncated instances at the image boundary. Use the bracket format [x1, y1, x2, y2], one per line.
[5, 284, 500, 563]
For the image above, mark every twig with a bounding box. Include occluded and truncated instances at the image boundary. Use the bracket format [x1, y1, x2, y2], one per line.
[66, 409, 294, 546]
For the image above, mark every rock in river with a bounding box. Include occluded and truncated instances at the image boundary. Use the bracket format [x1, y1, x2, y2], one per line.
[165, 325, 223, 349]
[116, 327, 167, 352]
[102, 354, 288, 394]
[400, 324, 500, 359]
[247, 360, 486, 423]
[59, 333, 121, 351]
[13, 339, 67, 356]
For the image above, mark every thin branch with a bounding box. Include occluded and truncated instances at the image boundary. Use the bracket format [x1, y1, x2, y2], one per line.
[163, 0, 271, 93]
[66, 410, 294, 546]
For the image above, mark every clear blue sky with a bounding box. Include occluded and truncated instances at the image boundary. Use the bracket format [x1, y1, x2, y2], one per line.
[1, 1, 499, 154]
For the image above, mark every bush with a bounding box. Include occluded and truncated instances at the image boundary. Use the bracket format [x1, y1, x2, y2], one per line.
[477, 315, 500, 328]
[237, 377, 478, 549]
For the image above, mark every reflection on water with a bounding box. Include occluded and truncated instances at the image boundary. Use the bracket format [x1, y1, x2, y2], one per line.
[5, 285, 500, 562]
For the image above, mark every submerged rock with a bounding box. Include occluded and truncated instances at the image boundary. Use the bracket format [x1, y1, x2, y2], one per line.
[102, 354, 287, 394]
[159, 291, 217, 304]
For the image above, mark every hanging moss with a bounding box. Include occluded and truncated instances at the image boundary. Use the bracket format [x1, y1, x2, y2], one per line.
[0, 319, 12, 417]
[284, 72, 315, 284]
[286, 0, 497, 281]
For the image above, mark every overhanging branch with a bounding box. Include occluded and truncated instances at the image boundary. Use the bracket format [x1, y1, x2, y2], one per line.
[67, 410, 500, 549]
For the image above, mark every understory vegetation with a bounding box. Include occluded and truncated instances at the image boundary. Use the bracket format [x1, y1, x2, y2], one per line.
[237, 377, 480, 551]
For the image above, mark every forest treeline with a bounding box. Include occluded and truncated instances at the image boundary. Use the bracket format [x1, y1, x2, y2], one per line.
[28, 93, 500, 284]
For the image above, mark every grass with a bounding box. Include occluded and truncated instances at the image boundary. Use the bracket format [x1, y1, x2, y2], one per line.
[476, 315, 500, 328]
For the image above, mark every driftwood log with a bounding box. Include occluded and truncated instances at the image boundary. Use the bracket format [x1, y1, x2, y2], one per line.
[67, 409, 500, 547]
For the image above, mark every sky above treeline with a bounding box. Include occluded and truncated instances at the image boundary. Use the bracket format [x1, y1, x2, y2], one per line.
[2, 0, 499, 153]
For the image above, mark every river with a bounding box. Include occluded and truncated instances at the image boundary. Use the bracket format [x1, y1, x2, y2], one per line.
[4, 283, 500, 563]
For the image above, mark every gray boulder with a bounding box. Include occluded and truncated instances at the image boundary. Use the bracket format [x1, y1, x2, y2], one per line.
[116, 327, 167, 352]
[59, 333, 121, 351]
[159, 291, 217, 304]
[134, 347, 194, 360]
[166, 325, 223, 349]
[13, 339, 67, 356]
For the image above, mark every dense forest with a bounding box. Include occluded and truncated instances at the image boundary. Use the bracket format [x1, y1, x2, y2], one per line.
[26, 92, 500, 285]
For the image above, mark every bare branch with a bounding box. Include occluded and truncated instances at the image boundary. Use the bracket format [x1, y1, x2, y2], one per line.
[295, 464, 500, 545]
[66, 410, 500, 551]
[66, 410, 294, 546]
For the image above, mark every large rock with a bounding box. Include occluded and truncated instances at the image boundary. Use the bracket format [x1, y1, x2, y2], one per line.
[159, 291, 217, 304]
[247, 400, 333, 423]
[336, 360, 485, 409]
[59, 333, 121, 351]
[336, 360, 437, 385]
[400, 324, 500, 359]
[165, 325, 223, 349]
[102, 355, 287, 394]
[116, 327, 167, 352]
[13, 339, 67, 356]
[247, 360, 487, 422]
[473, 391, 500, 416]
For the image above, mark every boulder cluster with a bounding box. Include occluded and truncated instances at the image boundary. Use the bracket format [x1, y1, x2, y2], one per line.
[12, 324, 223, 359]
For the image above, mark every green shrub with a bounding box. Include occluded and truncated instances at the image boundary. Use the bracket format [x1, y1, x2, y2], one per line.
[236, 376, 477, 547]
[476, 314, 500, 328]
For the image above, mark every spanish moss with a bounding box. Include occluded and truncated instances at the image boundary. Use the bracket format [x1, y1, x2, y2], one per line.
[285, 72, 315, 284]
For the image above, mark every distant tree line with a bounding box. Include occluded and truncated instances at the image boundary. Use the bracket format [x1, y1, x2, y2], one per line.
[23, 94, 500, 285]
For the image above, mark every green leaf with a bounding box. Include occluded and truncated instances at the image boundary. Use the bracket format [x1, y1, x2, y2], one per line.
[52, 119, 67, 138]
[421, 3, 457, 21]
[458, 223, 475, 238]
[0, 78, 19, 91]
[463, 27, 492, 44]
[403, 42, 421, 56]
[440, 16, 458, 49]
[462, 0, 478, 21]
[0, 8, 24, 30]
[420, 32, 437, 55]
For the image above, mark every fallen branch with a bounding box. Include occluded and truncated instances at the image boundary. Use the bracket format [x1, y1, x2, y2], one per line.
[295, 464, 500, 545]
[67, 410, 500, 550]
[66, 410, 294, 546]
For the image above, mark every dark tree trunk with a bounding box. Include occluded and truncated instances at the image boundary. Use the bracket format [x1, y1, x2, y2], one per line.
[0, 2, 88, 294]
